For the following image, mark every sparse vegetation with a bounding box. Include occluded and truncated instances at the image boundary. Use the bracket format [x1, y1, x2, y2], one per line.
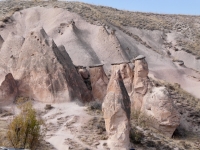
[15, 96, 29, 104]
[6, 102, 43, 150]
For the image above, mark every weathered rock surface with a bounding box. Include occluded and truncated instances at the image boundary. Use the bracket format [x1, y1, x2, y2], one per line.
[0, 73, 18, 105]
[131, 55, 180, 138]
[111, 63, 133, 95]
[89, 65, 109, 101]
[0, 32, 25, 74]
[0, 27, 93, 103]
[141, 87, 180, 137]
[132, 56, 149, 112]
[102, 70, 130, 150]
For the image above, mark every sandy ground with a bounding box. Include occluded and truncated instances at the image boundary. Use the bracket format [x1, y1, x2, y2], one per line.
[41, 102, 95, 150]
[0, 101, 109, 150]
[34, 101, 108, 150]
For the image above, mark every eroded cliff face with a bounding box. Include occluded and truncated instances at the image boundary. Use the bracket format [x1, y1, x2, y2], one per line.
[102, 70, 131, 150]
[0, 27, 93, 103]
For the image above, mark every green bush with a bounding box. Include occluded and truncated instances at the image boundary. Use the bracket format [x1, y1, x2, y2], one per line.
[7, 102, 43, 149]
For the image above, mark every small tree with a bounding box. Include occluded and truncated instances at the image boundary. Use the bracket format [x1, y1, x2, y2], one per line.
[7, 102, 43, 149]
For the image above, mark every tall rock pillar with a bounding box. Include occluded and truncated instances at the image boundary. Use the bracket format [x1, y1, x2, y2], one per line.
[102, 70, 131, 150]
[89, 64, 109, 102]
[132, 55, 149, 113]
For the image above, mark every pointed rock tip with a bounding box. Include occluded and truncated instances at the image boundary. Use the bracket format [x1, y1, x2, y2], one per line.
[5, 73, 14, 80]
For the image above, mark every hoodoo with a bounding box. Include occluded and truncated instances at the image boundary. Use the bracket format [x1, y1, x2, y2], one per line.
[132, 55, 149, 112]
[102, 70, 131, 150]
[89, 64, 109, 101]
[111, 62, 133, 95]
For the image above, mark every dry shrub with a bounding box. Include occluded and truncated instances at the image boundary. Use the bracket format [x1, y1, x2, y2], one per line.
[7, 102, 43, 149]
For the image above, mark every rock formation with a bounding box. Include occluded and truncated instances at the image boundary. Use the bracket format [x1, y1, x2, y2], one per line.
[111, 62, 133, 95]
[102, 70, 131, 150]
[89, 64, 109, 101]
[132, 55, 149, 112]
[0, 27, 93, 103]
[0, 73, 18, 105]
[131, 55, 180, 137]
[95, 26, 129, 65]
[141, 87, 180, 137]
[58, 19, 101, 67]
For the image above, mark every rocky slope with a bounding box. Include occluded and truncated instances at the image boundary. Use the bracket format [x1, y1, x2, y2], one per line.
[0, 1, 200, 150]
[0, 3, 199, 98]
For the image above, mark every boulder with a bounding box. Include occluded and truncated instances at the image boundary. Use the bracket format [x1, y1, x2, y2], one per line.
[102, 70, 130, 150]
[141, 87, 180, 137]
[89, 65, 109, 101]
[0, 73, 18, 105]
[132, 56, 149, 112]
[76, 66, 92, 91]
